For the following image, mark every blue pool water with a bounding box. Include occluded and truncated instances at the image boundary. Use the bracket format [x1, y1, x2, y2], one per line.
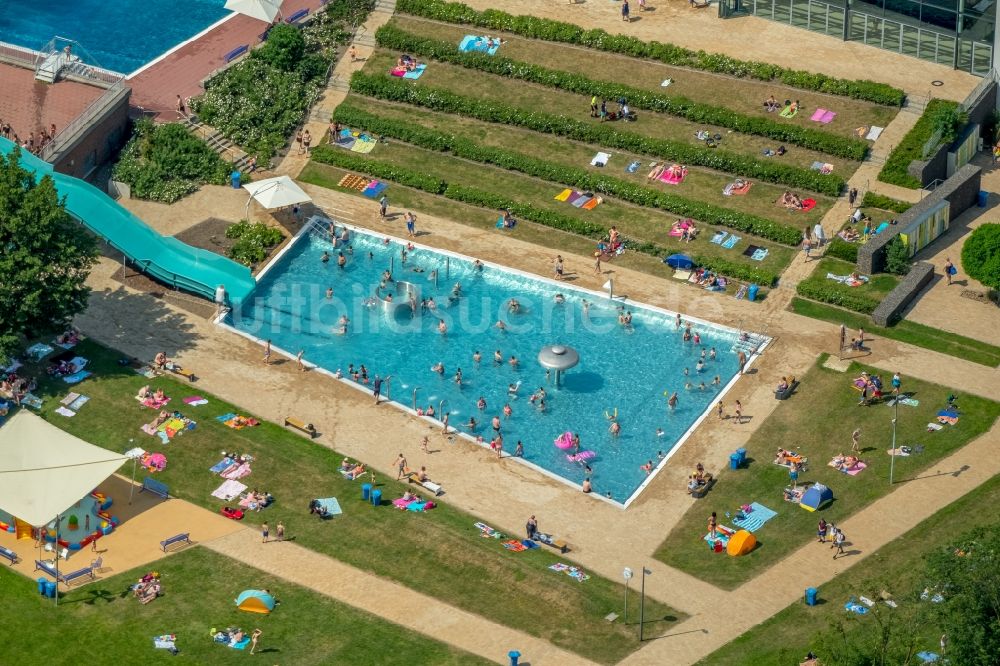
[0, 0, 229, 74]
[232, 228, 747, 502]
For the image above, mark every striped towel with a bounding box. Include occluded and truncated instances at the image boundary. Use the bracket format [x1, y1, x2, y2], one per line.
[732, 502, 777, 532]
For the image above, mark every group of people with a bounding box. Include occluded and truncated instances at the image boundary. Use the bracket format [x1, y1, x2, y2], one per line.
[0, 119, 57, 156]
[779, 191, 805, 210]
[647, 163, 686, 181]
[132, 572, 162, 605]
[686, 462, 713, 493]
[1, 371, 36, 405]
[590, 96, 634, 122]
[669, 218, 699, 242]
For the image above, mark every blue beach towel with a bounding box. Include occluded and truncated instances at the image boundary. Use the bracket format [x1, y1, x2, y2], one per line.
[402, 64, 426, 80]
[732, 502, 777, 532]
[361, 181, 388, 198]
[62, 370, 92, 384]
[571, 195, 593, 208]
[316, 497, 342, 516]
[626, 160, 641, 173]
[722, 235, 741, 249]
[209, 458, 232, 474]
[459, 35, 500, 55]
[751, 248, 769, 261]
[231, 637, 251, 650]
[67, 395, 90, 411]
[710, 231, 727, 245]
[216, 412, 237, 423]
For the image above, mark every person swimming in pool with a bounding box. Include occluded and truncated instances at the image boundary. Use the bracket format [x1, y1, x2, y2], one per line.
[494, 350, 503, 365]
[454, 368, 463, 385]
[477, 396, 487, 411]
[609, 420, 621, 437]
[473, 350, 481, 364]
[503, 403, 512, 419]
[431, 362, 444, 375]
[508, 298, 520, 313]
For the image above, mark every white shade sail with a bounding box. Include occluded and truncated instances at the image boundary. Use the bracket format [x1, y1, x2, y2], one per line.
[0, 411, 128, 526]
[224, 0, 282, 23]
[243, 175, 312, 210]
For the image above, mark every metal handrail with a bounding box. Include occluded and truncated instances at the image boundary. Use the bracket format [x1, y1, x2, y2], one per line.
[40, 80, 126, 162]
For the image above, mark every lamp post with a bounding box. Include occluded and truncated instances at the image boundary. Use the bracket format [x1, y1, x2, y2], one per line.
[639, 566, 652, 641]
[889, 398, 899, 485]
[623, 567, 633, 623]
[125, 439, 138, 504]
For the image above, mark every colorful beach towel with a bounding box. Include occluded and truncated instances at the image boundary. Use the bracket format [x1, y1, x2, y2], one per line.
[503, 539, 527, 552]
[139, 396, 170, 409]
[26, 343, 54, 360]
[361, 180, 388, 198]
[474, 522, 504, 538]
[458, 35, 501, 55]
[153, 635, 177, 650]
[548, 563, 590, 582]
[704, 525, 735, 547]
[659, 168, 687, 184]
[183, 396, 209, 406]
[732, 502, 777, 532]
[402, 64, 426, 80]
[62, 370, 92, 384]
[210, 479, 247, 501]
[710, 231, 728, 245]
[316, 497, 342, 516]
[350, 138, 377, 154]
[55, 406, 76, 417]
[810, 108, 827, 122]
[800, 198, 817, 212]
[571, 195, 593, 208]
[21, 393, 43, 409]
[66, 394, 90, 411]
[779, 105, 798, 118]
[554, 188, 574, 202]
[230, 637, 251, 650]
[626, 160, 641, 173]
[722, 234, 741, 249]
[209, 458, 233, 474]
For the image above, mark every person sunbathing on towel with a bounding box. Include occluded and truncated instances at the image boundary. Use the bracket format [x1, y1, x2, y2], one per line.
[153, 388, 166, 402]
[349, 464, 366, 480]
[763, 95, 780, 112]
[646, 162, 665, 180]
[137, 385, 151, 400]
[780, 191, 803, 209]
[339, 458, 353, 472]
[666, 164, 684, 179]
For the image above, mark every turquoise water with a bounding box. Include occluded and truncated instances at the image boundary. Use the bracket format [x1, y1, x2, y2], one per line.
[232, 228, 744, 502]
[0, 0, 228, 74]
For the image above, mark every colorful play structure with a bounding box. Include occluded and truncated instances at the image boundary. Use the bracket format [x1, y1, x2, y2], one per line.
[0, 490, 119, 550]
[0, 137, 255, 305]
[236, 589, 275, 614]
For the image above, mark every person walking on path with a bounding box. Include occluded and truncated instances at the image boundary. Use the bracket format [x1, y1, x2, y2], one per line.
[295, 130, 303, 154]
[263, 339, 271, 365]
[261, 522, 269, 543]
[813, 222, 825, 247]
[817, 518, 828, 543]
[175, 94, 186, 119]
[944, 257, 957, 285]
[250, 629, 262, 655]
[737, 350, 747, 374]
[803, 237, 812, 261]
[372, 374, 388, 404]
[394, 453, 407, 479]
[348, 44, 358, 62]
[733, 400, 743, 424]
[621, 0, 631, 21]
[405, 211, 416, 237]
[553, 255, 564, 280]
[831, 528, 846, 559]
[379, 194, 388, 219]
[891, 372, 902, 396]
[839, 323, 846, 353]
[275, 521, 285, 542]
[302, 130, 312, 155]
[296, 350, 305, 372]
[526, 515, 538, 540]
[848, 187, 858, 206]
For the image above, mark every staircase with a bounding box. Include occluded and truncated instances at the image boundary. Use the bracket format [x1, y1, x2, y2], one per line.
[178, 117, 253, 171]
[373, 0, 397, 13]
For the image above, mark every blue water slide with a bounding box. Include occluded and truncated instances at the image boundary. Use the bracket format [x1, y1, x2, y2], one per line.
[1, 137, 255, 304]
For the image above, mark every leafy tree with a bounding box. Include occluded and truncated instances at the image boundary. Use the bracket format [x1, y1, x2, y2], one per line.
[961, 223, 1000, 291]
[884, 236, 911, 276]
[256, 24, 305, 72]
[0, 147, 98, 364]
[924, 526, 1000, 666]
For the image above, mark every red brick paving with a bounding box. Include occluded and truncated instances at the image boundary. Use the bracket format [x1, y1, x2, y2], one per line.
[0, 63, 104, 145]
[128, 0, 322, 120]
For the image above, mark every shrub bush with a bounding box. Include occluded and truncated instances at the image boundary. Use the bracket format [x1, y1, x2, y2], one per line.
[310, 146, 782, 285]
[884, 236, 912, 275]
[111, 119, 230, 203]
[349, 71, 845, 196]
[191, 0, 375, 159]
[796, 279, 881, 314]
[824, 237, 859, 263]
[333, 103, 802, 245]
[861, 191, 912, 214]
[395, 0, 905, 106]
[226, 220, 285, 266]
[374, 25, 867, 161]
[960, 222, 1000, 290]
[878, 99, 961, 189]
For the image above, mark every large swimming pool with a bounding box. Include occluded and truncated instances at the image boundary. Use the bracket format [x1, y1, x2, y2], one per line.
[0, 0, 229, 74]
[230, 225, 758, 504]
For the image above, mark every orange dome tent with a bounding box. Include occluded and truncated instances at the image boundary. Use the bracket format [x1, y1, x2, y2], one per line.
[726, 529, 757, 556]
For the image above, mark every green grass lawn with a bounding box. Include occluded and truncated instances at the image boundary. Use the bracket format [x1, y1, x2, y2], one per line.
[340, 95, 832, 227]
[4, 547, 487, 665]
[799, 256, 901, 299]
[789, 297, 1000, 367]
[327, 128, 795, 276]
[653, 355, 1000, 589]
[21, 340, 682, 664]
[391, 15, 898, 140]
[696, 475, 1000, 665]
[364, 50, 858, 178]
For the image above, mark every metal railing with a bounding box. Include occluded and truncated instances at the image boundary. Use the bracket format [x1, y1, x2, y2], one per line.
[34, 36, 124, 88]
[0, 39, 39, 68]
[960, 70, 996, 113]
[40, 80, 127, 162]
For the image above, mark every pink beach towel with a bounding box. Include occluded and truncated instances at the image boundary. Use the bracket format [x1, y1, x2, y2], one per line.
[810, 108, 827, 122]
[820, 110, 836, 124]
[659, 168, 687, 185]
[845, 462, 868, 476]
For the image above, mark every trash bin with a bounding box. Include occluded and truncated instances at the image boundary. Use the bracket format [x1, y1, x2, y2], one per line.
[736, 448, 747, 466]
[978, 190, 989, 207]
[37, 578, 47, 596]
[729, 453, 741, 470]
[747, 283, 759, 302]
[370, 489, 382, 506]
[361, 483, 372, 502]
[805, 587, 818, 606]
[230, 170, 241, 189]
[508, 651, 521, 666]
[44, 581, 57, 598]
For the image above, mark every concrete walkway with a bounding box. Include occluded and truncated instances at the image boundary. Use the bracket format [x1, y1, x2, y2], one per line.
[205, 528, 600, 666]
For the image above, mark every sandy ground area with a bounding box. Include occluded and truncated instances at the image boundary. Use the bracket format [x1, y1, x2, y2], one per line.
[0, 474, 244, 588]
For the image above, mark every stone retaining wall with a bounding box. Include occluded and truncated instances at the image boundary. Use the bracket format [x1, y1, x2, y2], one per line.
[871, 261, 934, 326]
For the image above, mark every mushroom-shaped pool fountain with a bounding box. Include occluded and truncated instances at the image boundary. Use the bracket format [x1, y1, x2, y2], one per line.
[537, 344, 579, 388]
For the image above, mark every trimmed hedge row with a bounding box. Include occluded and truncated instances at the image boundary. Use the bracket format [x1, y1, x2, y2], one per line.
[349, 71, 845, 196]
[878, 99, 960, 189]
[796, 279, 881, 314]
[333, 103, 803, 245]
[824, 237, 859, 263]
[311, 145, 781, 285]
[374, 25, 867, 161]
[861, 191, 913, 213]
[395, 0, 905, 106]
